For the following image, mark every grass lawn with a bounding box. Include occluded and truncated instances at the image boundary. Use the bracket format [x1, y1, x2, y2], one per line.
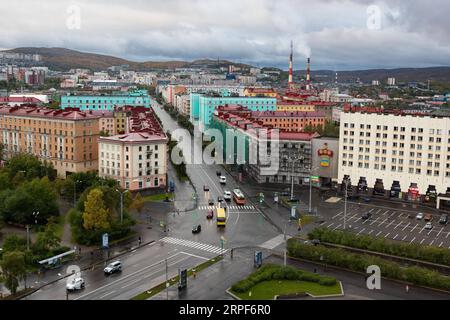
[231, 280, 342, 300]
[143, 193, 173, 202]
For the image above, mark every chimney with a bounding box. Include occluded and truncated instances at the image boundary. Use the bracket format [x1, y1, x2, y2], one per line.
[306, 57, 311, 91]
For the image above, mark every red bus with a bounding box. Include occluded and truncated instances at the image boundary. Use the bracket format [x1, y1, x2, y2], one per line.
[233, 189, 246, 205]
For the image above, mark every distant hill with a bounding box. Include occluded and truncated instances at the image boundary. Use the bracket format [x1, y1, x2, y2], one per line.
[294, 67, 450, 83]
[3, 47, 251, 71]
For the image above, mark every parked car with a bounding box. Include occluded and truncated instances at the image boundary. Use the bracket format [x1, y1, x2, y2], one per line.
[216, 170, 222, 176]
[416, 212, 424, 220]
[424, 214, 433, 222]
[425, 222, 433, 230]
[203, 185, 209, 192]
[362, 212, 372, 220]
[362, 197, 371, 203]
[206, 210, 214, 220]
[66, 277, 85, 291]
[440, 214, 449, 225]
[219, 176, 227, 184]
[192, 224, 202, 234]
[104, 261, 122, 275]
[223, 191, 232, 201]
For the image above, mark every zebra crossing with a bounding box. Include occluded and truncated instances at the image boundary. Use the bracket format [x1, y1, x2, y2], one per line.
[198, 205, 255, 211]
[160, 237, 227, 254]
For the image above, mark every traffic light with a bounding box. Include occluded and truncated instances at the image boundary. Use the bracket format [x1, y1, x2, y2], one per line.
[259, 192, 264, 203]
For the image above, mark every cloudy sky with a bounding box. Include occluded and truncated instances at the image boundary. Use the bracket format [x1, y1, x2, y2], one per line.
[1, 0, 449, 70]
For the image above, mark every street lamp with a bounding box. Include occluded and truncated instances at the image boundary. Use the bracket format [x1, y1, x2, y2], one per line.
[308, 166, 320, 214]
[32, 211, 40, 225]
[116, 189, 130, 223]
[284, 155, 304, 201]
[343, 179, 350, 230]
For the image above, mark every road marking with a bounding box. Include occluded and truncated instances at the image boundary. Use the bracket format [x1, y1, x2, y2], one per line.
[393, 234, 399, 240]
[419, 226, 426, 234]
[402, 235, 408, 241]
[368, 230, 374, 235]
[399, 213, 405, 218]
[382, 210, 390, 216]
[332, 211, 343, 220]
[410, 237, 416, 243]
[388, 211, 396, 219]
[393, 221, 403, 230]
[410, 224, 418, 233]
[437, 227, 444, 238]
[98, 290, 116, 299]
[430, 239, 435, 246]
[439, 242, 444, 248]
[402, 222, 411, 231]
[386, 220, 396, 229]
[327, 223, 335, 228]
[74, 252, 183, 300]
[370, 217, 381, 225]
[378, 218, 388, 227]
[384, 233, 391, 238]
[428, 229, 434, 236]
[376, 231, 383, 237]
[333, 224, 342, 231]
[447, 232, 450, 239]
[161, 237, 225, 254]
[259, 234, 288, 250]
[420, 239, 426, 244]
[357, 228, 366, 236]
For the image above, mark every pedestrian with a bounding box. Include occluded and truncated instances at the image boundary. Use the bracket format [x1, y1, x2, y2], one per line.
[406, 285, 409, 293]
[193, 270, 196, 278]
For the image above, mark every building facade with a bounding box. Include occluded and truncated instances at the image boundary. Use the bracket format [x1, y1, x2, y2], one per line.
[98, 109, 168, 191]
[0, 106, 100, 177]
[61, 89, 151, 111]
[339, 111, 450, 196]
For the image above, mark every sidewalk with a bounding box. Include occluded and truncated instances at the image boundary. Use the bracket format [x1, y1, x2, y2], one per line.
[168, 162, 197, 213]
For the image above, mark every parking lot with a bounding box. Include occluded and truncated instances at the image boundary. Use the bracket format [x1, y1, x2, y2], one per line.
[322, 203, 450, 249]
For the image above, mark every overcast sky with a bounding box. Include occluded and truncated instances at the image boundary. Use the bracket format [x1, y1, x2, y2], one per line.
[1, 0, 449, 70]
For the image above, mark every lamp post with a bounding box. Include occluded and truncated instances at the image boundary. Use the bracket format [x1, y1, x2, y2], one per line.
[343, 179, 350, 230]
[308, 167, 320, 214]
[32, 211, 40, 225]
[116, 189, 130, 224]
[285, 156, 304, 201]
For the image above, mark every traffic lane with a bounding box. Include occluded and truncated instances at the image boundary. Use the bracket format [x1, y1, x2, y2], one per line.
[326, 207, 450, 248]
[24, 241, 179, 300]
[76, 252, 204, 300]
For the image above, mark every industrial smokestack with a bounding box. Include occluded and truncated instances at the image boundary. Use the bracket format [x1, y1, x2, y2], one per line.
[306, 57, 311, 91]
[288, 40, 293, 87]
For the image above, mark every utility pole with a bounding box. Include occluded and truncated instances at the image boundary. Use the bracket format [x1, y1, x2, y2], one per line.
[26, 225, 30, 251]
[116, 189, 129, 224]
[344, 181, 348, 230]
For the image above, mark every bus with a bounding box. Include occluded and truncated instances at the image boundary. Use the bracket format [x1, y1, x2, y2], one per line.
[216, 207, 226, 227]
[232, 189, 246, 205]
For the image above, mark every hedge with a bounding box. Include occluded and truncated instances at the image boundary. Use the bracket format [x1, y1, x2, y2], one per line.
[309, 227, 450, 266]
[287, 238, 450, 292]
[231, 264, 337, 293]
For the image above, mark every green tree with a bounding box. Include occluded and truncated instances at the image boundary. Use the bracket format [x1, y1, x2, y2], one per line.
[1, 234, 27, 253]
[0, 251, 27, 294]
[83, 188, 111, 231]
[131, 193, 145, 214]
[34, 218, 61, 254]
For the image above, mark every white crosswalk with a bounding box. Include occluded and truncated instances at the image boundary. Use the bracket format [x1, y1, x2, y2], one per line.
[198, 205, 255, 210]
[160, 237, 226, 254]
[259, 234, 290, 250]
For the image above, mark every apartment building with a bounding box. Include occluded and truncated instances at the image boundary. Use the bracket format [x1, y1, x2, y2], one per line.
[98, 109, 168, 191]
[339, 111, 450, 196]
[0, 106, 100, 177]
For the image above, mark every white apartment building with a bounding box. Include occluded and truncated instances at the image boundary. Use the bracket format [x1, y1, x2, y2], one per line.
[339, 112, 450, 195]
[99, 132, 168, 191]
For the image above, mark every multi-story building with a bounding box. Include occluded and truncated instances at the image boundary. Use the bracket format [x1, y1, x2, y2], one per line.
[98, 109, 168, 191]
[243, 87, 278, 98]
[0, 106, 100, 177]
[60, 89, 151, 111]
[252, 110, 326, 132]
[339, 110, 450, 198]
[190, 93, 277, 130]
[212, 107, 320, 184]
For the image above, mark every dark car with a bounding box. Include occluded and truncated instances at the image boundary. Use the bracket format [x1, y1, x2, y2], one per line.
[216, 170, 222, 176]
[424, 213, 433, 222]
[203, 185, 209, 192]
[362, 197, 371, 203]
[208, 199, 214, 206]
[217, 196, 224, 203]
[440, 214, 448, 225]
[362, 212, 372, 220]
[206, 210, 214, 220]
[192, 224, 202, 234]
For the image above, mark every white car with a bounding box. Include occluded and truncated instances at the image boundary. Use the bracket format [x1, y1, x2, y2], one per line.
[220, 176, 227, 184]
[66, 277, 85, 291]
[104, 261, 122, 275]
[425, 222, 433, 230]
[223, 190, 232, 201]
[416, 212, 424, 220]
